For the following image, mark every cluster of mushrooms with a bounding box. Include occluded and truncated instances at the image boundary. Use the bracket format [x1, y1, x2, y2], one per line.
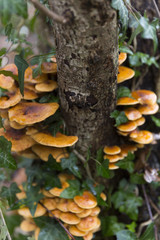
[104, 53, 159, 169]
[0, 61, 106, 240]
[17, 173, 106, 240]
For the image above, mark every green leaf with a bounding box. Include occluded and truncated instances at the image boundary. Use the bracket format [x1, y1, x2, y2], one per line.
[0, 116, 3, 128]
[14, 51, 29, 96]
[151, 116, 160, 127]
[4, 214, 22, 235]
[111, 0, 129, 30]
[116, 230, 138, 240]
[46, 155, 62, 171]
[129, 52, 159, 68]
[0, 48, 6, 57]
[0, 70, 18, 81]
[117, 87, 132, 99]
[126, 222, 137, 233]
[0, 136, 17, 169]
[1, 183, 20, 206]
[61, 153, 82, 178]
[119, 45, 133, 55]
[139, 223, 154, 240]
[116, 152, 135, 173]
[25, 185, 43, 216]
[0, 0, 28, 25]
[60, 179, 82, 199]
[96, 159, 110, 179]
[35, 217, 70, 240]
[110, 110, 128, 126]
[5, 23, 13, 40]
[101, 216, 125, 237]
[130, 173, 145, 184]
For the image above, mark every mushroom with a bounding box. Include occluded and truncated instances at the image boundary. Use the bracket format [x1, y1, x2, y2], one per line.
[117, 97, 139, 106]
[117, 66, 135, 83]
[23, 87, 39, 100]
[134, 116, 146, 126]
[109, 163, 119, 170]
[83, 232, 94, 240]
[76, 209, 92, 218]
[104, 154, 123, 162]
[138, 103, 159, 115]
[17, 204, 46, 218]
[41, 189, 54, 198]
[57, 199, 69, 212]
[41, 198, 57, 211]
[67, 200, 84, 214]
[103, 145, 121, 155]
[130, 130, 153, 144]
[69, 226, 87, 237]
[0, 64, 17, 89]
[118, 52, 127, 65]
[49, 181, 69, 197]
[0, 85, 21, 109]
[8, 102, 59, 125]
[59, 212, 80, 225]
[90, 207, 101, 216]
[35, 80, 58, 92]
[0, 127, 36, 152]
[117, 121, 137, 132]
[49, 209, 62, 218]
[34, 227, 40, 240]
[124, 107, 142, 121]
[74, 191, 97, 209]
[76, 216, 100, 232]
[20, 219, 37, 232]
[31, 132, 78, 148]
[32, 144, 68, 162]
[131, 90, 157, 105]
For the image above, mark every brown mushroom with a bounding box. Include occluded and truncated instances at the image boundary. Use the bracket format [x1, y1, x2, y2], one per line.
[18, 204, 46, 218]
[124, 108, 142, 121]
[138, 103, 159, 115]
[20, 219, 37, 232]
[117, 121, 137, 132]
[60, 212, 80, 225]
[77, 216, 100, 232]
[35, 80, 58, 92]
[41, 62, 57, 74]
[0, 85, 21, 109]
[68, 200, 84, 213]
[117, 97, 139, 106]
[69, 226, 87, 237]
[131, 90, 157, 105]
[103, 145, 121, 155]
[74, 191, 97, 209]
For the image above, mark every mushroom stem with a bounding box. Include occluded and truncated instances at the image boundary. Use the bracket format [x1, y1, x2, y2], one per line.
[39, 202, 76, 240]
[73, 150, 94, 181]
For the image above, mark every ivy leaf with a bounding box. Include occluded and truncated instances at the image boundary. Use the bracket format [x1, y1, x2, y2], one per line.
[61, 153, 82, 178]
[126, 222, 137, 233]
[110, 110, 128, 126]
[116, 230, 138, 240]
[25, 185, 43, 216]
[0, 136, 17, 169]
[101, 216, 125, 237]
[0, 70, 18, 81]
[0, 183, 20, 206]
[0, 116, 3, 128]
[139, 223, 154, 240]
[151, 116, 160, 127]
[116, 152, 135, 173]
[129, 52, 159, 68]
[119, 45, 133, 55]
[60, 179, 82, 199]
[96, 159, 110, 179]
[35, 217, 70, 240]
[0, 0, 28, 25]
[111, 0, 129, 30]
[130, 173, 145, 184]
[117, 87, 132, 99]
[14, 51, 29, 96]
[46, 155, 62, 171]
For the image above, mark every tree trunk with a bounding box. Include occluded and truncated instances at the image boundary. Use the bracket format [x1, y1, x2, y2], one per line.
[50, 0, 118, 156]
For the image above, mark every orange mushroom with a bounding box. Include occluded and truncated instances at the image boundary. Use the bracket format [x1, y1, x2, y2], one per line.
[118, 52, 127, 65]
[74, 191, 97, 209]
[117, 66, 135, 83]
[131, 90, 157, 105]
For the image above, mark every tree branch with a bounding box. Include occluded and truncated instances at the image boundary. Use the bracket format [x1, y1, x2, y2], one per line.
[28, 0, 68, 24]
[0, 208, 12, 240]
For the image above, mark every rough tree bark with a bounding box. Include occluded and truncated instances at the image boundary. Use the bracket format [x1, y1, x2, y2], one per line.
[49, 0, 118, 156]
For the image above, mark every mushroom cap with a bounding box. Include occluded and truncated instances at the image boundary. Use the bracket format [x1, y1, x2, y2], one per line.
[16, 191, 27, 200]
[34, 227, 40, 240]
[68, 200, 84, 213]
[103, 145, 121, 155]
[117, 131, 129, 136]
[74, 191, 97, 209]
[41, 62, 57, 74]
[117, 66, 135, 83]
[35, 80, 58, 92]
[31, 132, 78, 148]
[109, 163, 119, 170]
[104, 154, 123, 162]
[10, 120, 26, 130]
[69, 226, 87, 237]
[41, 189, 54, 198]
[118, 52, 127, 65]
[60, 212, 80, 225]
[8, 102, 59, 125]
[32, 144, 68, 162]
[49, 209, 62, 218]
[138, 103, 159, 115]
[20, 219, 37, 232]
[49, 182, 69, 197]
[131, 90, 157, 105]
[0, 127, 36, 152]
[134, 116, 145, 126]
[120, 144, 137, 155]
[0, 86, 21, 109]
[17, 149, 38, 159]
[124, 108, 142, 121]
[57, 199, 69, 212]
[0, 109, 8, 118]
[90, 206, 101, 216]
[23, 87, 39, 100]
[117, 97, 139, 105]
[0, 64, 17, 89]
[100, 192, 107, 201]
[77, 216, 100, 232]
[117, 121, 137, 132]
[26, 127, 38, 135]
[24, 67, 33, 82]
[58, 173, 75, 184]
[17, 204, 46, 218]
[76, 209, 92, 218]
[130, 130, 153, 144]
[83, 232, 94, 240]
[42, 198, 57, 210]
